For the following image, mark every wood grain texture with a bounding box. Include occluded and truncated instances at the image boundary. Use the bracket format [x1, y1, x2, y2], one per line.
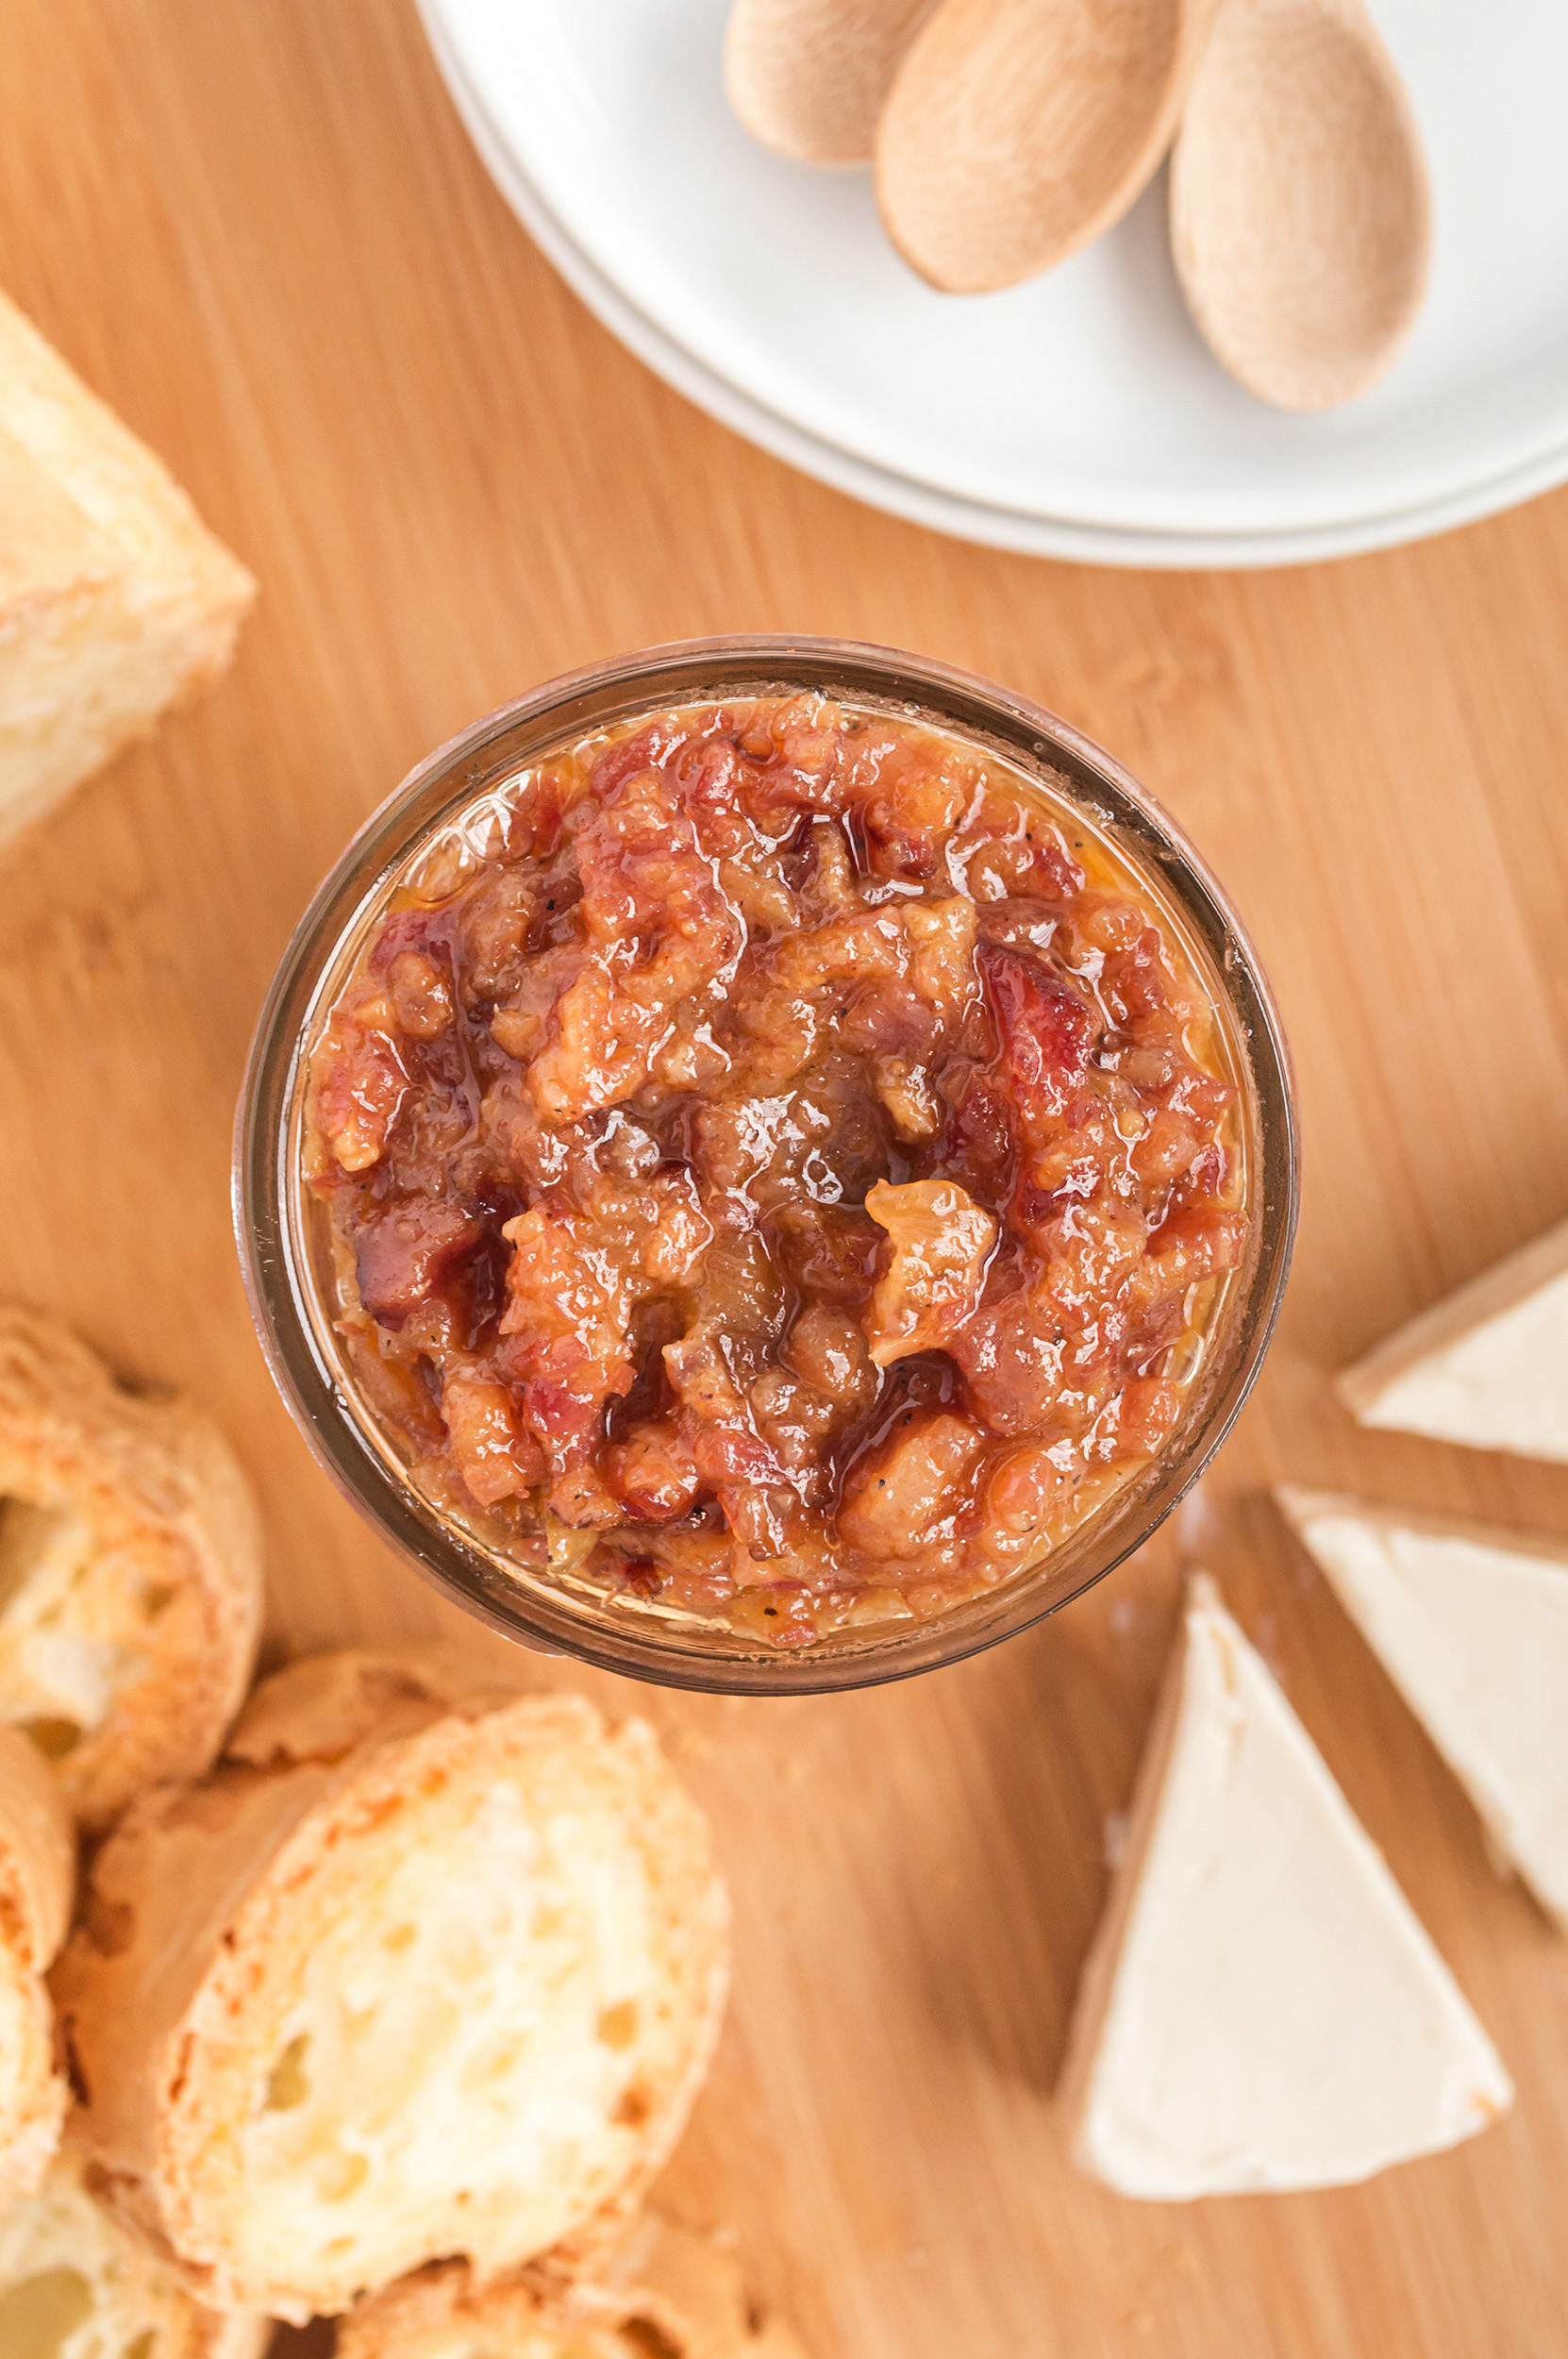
[0, 4, 1565, 2352]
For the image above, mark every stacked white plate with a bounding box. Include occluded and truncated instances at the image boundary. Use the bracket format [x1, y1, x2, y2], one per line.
[419, 0, 1568, 569]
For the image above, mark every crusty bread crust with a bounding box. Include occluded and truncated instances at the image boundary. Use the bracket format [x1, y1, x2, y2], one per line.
[0, 1307, 263, 1831]
[53, 1651, 730, 2322]
[338, 2214, 810, 2359]
[0, 286, 256, 851]
[0, 1723, 75, 2200]
[0, 2150, 269, 2359]
[0, 1721, 75, 1966]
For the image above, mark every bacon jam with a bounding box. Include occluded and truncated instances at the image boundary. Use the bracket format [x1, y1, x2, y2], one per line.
[305, 696, 1248, 1647]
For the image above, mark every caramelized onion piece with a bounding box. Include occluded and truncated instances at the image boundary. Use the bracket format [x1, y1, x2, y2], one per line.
[861, 1178, 998, 1368]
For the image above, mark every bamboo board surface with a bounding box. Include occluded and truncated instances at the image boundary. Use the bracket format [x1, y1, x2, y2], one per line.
[3, 4, 1568, 2352]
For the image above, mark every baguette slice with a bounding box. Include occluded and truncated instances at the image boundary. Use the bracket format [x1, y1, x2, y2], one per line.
[0, 1308, 263, 1831]
[0, 1723, 75, 2200]
[52, 1651, 730, 2322]
[339, 2215, 809, 2359]
[0, 2151, 267, 2359]
[1278, 1486, 1568, 1932]
[0, 287, 256, 850]
[1337, 1217, 1568, 1463]
[1058, 1574, 1512, 2197]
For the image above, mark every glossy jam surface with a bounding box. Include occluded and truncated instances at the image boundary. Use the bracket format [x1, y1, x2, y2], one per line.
[305, 696, 1246, 1645]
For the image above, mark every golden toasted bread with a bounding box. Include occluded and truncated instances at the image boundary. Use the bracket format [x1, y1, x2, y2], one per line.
[0, 1309, 263, 1831]
[52, 1652, 730, 2322]
[0, 2151, 268, 2359]
[0, 288, 255, 851]
[338, 2214, 809, 2359]
[0, 1722, 74, 2200]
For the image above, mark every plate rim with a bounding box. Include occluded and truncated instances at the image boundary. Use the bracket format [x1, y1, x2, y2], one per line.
[420, 0, 1568, 571]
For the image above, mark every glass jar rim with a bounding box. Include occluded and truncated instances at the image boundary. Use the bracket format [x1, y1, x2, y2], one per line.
[234, 634, 1299, 1696]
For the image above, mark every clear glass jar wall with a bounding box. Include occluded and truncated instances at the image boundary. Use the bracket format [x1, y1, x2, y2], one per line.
[235, 638, 1298, 1695]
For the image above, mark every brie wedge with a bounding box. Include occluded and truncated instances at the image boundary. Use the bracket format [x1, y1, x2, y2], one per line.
[1337, 1218, 1568, 1463]
[0, 287, 255, 850]
[1278, 1487, 1568, 1932]
[1059, 1574, 1512, 2198]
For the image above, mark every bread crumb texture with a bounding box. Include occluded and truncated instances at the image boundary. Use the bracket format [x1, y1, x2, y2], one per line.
[0, 1308, 263, 1832]
[0, 286, 256, 852]
[0, 1723, 75, 2202]
[339, 2213, 810, 2359]
[52, 1652, 731, 2322]
[0, 2151, 268, 2359]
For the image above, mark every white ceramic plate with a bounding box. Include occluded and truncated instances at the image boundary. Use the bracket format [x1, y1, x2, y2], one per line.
[420, 0, 1568, 567]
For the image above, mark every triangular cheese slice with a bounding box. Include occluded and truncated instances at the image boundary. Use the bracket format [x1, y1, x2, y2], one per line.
[1278, 1487, 1568, 1932]
[1337, 1218, 1568, 1463]
[1058, 1574, 1512, 2197]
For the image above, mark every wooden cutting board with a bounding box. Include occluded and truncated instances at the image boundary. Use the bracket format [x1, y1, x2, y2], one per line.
[3, 4, 1567, 2352]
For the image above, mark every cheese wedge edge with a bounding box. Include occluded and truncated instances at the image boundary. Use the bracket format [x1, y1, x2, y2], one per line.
[1278, 1485, 1568, 1932]
[1337, 1218, 1568, 1464]
[1059, 1573, 1512, 2198]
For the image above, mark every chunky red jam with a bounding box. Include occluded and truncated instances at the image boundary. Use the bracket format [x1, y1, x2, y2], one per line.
[306, 696, 1246, 1645]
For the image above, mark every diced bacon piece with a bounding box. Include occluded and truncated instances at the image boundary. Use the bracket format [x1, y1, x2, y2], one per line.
[1129, 1104, 1209, 1188]
[1101, 926, 1174, 1024]
[441, 1371, 544, 1506]
[1070, 895, 1151, 955]
[782, 1307, 877, 1411]
[544, 1459, 625, 1527]
[982, 945, 1095, 1127]
[354, 1201, 484, 1328]
[873, 1055, 942, 1143]
[387, 948, 455, 1039]
[976, 1438, 1077, 1562]
[862, 1178, 998, 1369]
[309, 1017, 409, 1174]
[940, 1073, 1015, 1204]
[776, 910, 909, 991]
[728, 981, 821, 1090]
[460, 866, 546, 996]
[947, 1289, 1068, 1437]
[848, 729, 976, 878]
[1108, 1375, 1182, 1461]
[663, 1328, 748, 1424]
[976, 897, 1060, 955]
[797, 816, 861, 918]
[603, 1418, 702, 1521]
[517, 1378, 622, 1527]
[1124, 1205, 1248, 1317]
[747, 1369, 840, 1502]
[500, 1204, 631, 1377]
[961, 805, 1086, 904]
[523, 765, 742, 1117]
[497, 1170, 703, 1451]
[716, 1479, 796, 1560]
[905, 896, 977, 1011]
[642, 1168, 712, 1284]
[525, 966, 668, 1120]
[837, 1411, 987, 1557]
[690, 1422, 791, 1489]
[489, 942, 587, 1064]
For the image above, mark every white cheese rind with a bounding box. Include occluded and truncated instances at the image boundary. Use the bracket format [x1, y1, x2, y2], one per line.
[1337, 1219, 1568, 1463]
[1059, 1574, 1512, 2198]
[1278, 1488, 1568, 1932]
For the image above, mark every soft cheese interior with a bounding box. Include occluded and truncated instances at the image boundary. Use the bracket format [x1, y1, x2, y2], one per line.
[1337, 1219, 1568, 1464]
[1279, 1488, 1568, 1932]
[1059, 1574, 1513, 2198]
